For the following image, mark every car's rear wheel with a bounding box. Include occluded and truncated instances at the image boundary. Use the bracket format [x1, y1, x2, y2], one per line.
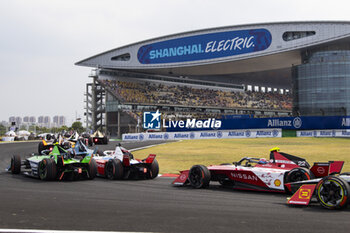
[87, 159, 97, 179]
[189, 165, 211, 188]
[105, 159, 123, 180]
[11, 155, 21, 174]
[285, 167, 313, 184]
[148, 159, 159, 179]
[316, 176, 350, 210]
[38, 158, 57, 181]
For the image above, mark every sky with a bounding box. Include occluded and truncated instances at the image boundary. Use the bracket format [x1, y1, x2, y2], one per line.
[1, 0, 350, 126]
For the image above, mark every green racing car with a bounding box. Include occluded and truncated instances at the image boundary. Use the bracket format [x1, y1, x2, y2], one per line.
[9, 142, 97, 181]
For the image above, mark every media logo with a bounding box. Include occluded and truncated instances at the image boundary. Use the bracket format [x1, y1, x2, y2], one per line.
[143, 110, 222, 130]
[143, 110, 161, 129]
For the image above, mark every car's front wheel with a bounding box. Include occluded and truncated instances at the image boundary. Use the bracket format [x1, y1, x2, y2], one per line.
[316, 176, 350, 210]
[11, 155, 21, 174]
[38, 141, 45, 155]
[189, 165, 211, 189]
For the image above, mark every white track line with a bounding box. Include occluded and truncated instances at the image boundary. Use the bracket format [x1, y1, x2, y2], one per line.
[0, 230, 147, 233]
[128, 141, 177, 152]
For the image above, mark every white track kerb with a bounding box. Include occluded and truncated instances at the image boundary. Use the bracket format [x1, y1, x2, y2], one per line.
[0, 230, 144, 233]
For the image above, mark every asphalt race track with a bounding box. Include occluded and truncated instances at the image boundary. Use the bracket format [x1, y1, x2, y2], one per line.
[1, 141, 350, 233]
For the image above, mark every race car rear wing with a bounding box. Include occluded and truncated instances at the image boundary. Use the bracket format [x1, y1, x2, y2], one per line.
[144, 154, 156, 164]
[310, 161, 344, 177]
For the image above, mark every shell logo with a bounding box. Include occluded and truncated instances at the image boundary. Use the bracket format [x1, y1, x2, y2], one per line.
[274, 179, 281, 187]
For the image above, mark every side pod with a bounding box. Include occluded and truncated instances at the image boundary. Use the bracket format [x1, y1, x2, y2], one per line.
[287, 184, 316, 206]
[172, 170, 189, 186]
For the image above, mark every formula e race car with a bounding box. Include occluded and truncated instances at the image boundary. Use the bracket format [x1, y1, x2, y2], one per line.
[9, 142, 97, 181]
[172, 147, 344, 193]
[286, 173, 350, 210]
[81, 132, 93, 146]
[37, 132, 80, 154]
[93, 144, 159, 180]
[91, 130, 109, 145]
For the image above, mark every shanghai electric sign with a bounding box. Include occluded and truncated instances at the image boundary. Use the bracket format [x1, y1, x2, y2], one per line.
[137, 28, 272, 64]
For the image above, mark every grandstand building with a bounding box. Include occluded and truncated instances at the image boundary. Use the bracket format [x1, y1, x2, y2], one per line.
[76, 21, 350, 136]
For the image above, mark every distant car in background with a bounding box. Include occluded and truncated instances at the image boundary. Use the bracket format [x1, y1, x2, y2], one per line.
[81, 132, 93, 146]
[37, 132, 79, 154]
[92, 130, 108, 144]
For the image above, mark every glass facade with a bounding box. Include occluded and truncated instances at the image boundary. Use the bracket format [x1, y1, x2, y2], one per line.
[293, 50, 350, 116]
[282, 31, 315, 41]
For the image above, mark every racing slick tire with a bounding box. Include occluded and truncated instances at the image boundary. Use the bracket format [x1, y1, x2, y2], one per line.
[105, 159, 123, 180]
[88, 138, 93, 147]
[38, 158, 57, 181]
[148, 159, 159, 179]
[189, 165, 211, 189]
[87, 159, 97, 179]
[10, 155, 21, 174]
[316, 176, 350, 210]
[285, 167, 314, 184]
[38, 141, 45, 155]
[103, 136, 108, 144]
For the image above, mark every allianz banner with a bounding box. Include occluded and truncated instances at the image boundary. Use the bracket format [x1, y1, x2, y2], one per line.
[297, 129, 350, 138]
[165, 116, 350, 132]
[122, 128, 281, 141]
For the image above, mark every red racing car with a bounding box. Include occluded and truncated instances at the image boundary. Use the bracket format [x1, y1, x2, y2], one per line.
[172, 147, 344, 193]
[93, 144, 159, 180]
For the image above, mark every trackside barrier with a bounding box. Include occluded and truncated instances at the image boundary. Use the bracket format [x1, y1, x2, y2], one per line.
[122, 128, 282, 141]
[1, 137, 15, 141]
[297, 129, 350, 138]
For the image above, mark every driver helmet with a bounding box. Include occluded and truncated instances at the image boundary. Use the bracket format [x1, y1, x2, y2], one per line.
[258, 158, 268, 164]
